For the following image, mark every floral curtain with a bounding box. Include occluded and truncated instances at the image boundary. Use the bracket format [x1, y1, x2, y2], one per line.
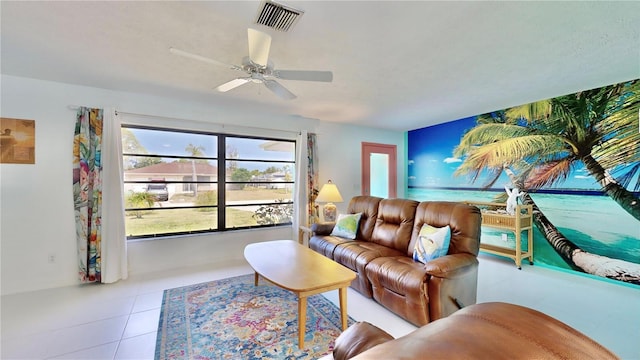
[307, 133, 319, 225]
[73, 107, 128, 284]
[73, 107, 103, 282]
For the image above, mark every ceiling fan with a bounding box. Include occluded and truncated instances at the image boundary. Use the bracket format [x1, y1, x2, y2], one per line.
[169, 28, 333, 100]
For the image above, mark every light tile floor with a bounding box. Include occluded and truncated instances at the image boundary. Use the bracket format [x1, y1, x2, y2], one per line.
[1, 255, 639, 359]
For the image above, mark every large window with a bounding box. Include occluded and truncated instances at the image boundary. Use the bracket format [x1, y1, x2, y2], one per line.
[122, 125, 295, 239]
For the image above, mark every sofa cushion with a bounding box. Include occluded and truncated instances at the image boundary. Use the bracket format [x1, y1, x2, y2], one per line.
[412, 224, 451, 263]
[333, 241, 404, 298]
[331, 213, 362, 239]
[407, 201, 481, 258]
[366, 256, 431, 326]
[370, 198, 418, 253]
[347, 196, 382, 241]
[309, 235, 351, 259]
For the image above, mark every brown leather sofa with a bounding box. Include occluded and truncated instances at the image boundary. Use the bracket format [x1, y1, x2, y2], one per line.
[310, 196, 482, 326]
[332, 302, 619, 360]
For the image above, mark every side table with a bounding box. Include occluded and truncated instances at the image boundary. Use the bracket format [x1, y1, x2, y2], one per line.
[298, 225, 312, 246]
[464, 201, 533, 269]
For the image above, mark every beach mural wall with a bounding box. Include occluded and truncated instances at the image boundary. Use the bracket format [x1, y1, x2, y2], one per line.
[407, 79, 640, 286]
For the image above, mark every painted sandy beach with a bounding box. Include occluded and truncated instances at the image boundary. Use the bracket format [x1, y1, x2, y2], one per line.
[408, 188, 639, 275]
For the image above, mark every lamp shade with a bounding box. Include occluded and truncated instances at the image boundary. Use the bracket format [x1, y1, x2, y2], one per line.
[316, 180, 343, 223]
[315, 180, 343, 203]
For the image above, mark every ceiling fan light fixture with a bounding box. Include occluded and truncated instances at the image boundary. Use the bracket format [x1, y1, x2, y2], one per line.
[170, 26, 331, 101]
[254, 0, 304, 32]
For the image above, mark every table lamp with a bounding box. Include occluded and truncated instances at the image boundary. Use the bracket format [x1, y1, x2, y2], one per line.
[315, 180, 344, 223]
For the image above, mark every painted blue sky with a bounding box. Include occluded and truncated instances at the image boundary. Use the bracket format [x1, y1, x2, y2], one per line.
[407, 117, 604, 190]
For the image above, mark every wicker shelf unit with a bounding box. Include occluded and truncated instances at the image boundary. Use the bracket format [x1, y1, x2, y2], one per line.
[465, 201, 534, 269]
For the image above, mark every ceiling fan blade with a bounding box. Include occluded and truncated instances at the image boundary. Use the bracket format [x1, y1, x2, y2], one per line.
[274, 70, 333, 82]
[169, 47, 239, 70]
[263, 80, 297, 100]
[215, 78, 250, 92]
[247, 28, 271, 67]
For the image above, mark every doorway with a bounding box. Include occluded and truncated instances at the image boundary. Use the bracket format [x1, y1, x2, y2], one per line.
[362, 142, 397, 198]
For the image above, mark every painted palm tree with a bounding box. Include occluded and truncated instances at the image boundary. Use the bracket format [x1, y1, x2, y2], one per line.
[186, 144, 205, 196]
[503, 166, 637, 284]
[453, 80, 640, 283]
[456, 80, 639, 219]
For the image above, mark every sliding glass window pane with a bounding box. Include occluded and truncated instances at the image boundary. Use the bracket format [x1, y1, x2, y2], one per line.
[226, 137, 294, 161]
[225, 206, 259, 228]
[226, 188, 293, 203]
[226, 202, 293, 228]
[261, 202, 294, 225]
[124, 157, 217, 177]
[122, 128, 217, 158]
[227, 161, 294, 181]
[125, 190, 168, 209]
[124, 156, 217, 200]
[124, 208, 217, 237]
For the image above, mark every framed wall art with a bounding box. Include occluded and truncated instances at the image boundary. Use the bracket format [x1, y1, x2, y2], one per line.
[0, 118, 35, 164]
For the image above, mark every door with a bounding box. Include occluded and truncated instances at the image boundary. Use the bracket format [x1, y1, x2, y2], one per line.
[362, 142, 397, 198]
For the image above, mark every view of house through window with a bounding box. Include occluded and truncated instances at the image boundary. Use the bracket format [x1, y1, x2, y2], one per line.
[122, 125, 295, 239]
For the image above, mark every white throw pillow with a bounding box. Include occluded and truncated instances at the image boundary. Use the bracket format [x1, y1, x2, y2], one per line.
[413, 224, 451, 263]
[330, 213, 363, 239]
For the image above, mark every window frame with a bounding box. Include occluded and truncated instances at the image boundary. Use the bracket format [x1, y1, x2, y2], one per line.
[122, 124, 296, 240]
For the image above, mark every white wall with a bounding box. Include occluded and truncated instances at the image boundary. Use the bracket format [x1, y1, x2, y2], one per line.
[315, 121, 406, 212]
[0, 75, 406, 295]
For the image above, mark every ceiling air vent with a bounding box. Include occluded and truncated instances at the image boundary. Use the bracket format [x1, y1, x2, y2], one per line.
[254, 0, 304, 32]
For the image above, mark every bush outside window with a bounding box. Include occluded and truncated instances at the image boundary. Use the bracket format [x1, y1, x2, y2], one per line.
[122, 126, 295, 239]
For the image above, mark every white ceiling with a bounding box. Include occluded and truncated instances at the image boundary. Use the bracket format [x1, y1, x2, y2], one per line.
[2, 1, 639, 131]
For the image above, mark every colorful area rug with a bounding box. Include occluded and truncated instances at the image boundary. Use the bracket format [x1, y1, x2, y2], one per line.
[155, 274, 355, 359]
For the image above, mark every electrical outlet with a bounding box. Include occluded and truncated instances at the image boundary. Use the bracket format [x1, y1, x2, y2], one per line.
[48, 254, 56, 263]
[501, 233, 508, 242]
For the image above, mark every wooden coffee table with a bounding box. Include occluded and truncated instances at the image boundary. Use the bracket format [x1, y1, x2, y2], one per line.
[244, 240, 356, 349]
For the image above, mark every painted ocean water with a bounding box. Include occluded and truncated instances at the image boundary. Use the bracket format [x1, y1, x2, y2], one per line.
[407, 188, 640, 272]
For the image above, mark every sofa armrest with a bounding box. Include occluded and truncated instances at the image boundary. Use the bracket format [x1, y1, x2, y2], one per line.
[311, 222, 335, 236]
[423, 253, 478, 278]
[333, 322, 394, 360]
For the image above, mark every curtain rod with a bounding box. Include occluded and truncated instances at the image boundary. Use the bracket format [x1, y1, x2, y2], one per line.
[67, 105, 302, 135]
